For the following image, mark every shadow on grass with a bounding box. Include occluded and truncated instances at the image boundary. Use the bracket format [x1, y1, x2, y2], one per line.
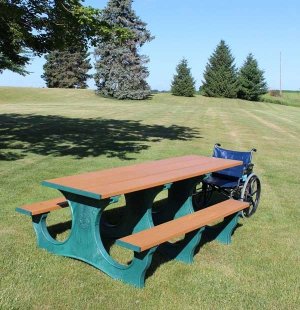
[0, 113, 201, 161]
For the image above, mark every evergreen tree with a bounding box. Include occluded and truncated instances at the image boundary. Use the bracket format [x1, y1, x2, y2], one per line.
[41, 1, 93, 89]
[42, 49, 92, 88]
[202, 40, 238, 98]
[237, 53, 268, 101]
[94, 0, 153, 100]
[171, 58, 195, 97]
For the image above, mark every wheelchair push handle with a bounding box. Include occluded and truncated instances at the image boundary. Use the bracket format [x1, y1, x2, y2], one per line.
[215, 143, 257, 154]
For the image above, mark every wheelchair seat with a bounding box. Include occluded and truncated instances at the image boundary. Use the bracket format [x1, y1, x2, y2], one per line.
[204, 174, 240, 188]
[204, 145, 254, 189]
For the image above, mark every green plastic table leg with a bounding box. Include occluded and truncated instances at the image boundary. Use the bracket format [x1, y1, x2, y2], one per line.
[31, 192, 157, 288]
[101, 186, 166, 238]
[153, 177, 201, 225]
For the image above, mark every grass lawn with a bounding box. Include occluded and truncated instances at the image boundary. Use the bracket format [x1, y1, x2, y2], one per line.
[0, 87, 299, 309]
[262, 90, 300, 107]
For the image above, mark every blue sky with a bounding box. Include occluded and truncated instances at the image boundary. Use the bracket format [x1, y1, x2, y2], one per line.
[0, 0, 299, 90]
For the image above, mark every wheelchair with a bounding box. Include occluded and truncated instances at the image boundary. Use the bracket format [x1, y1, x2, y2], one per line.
[192, 144, 261, 217]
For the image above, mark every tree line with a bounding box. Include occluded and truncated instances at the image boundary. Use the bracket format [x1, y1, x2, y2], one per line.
[171, 40, 268, 101]
[1, 1, 267, 102]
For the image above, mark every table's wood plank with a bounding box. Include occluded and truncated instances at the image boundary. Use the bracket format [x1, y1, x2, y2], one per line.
[43, 155, 209, 199]
[44, 155, 201, 188]
[43, 155, 206, 199]
[87, 158, 242, 198]
[43, 155, 242, 199]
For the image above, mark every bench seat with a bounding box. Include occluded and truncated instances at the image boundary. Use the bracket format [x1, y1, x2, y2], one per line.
[16, 198, 68, 216]
[117, 199, 248, 252]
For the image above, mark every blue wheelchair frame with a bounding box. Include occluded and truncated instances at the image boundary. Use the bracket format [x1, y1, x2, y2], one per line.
[193, 144, 261, 217]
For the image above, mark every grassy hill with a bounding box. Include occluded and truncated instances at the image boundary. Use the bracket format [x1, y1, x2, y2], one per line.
[262, 90, 300, 107]
[1, 87, 299, 309]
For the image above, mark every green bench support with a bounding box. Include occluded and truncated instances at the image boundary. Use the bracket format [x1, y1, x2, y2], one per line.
[116, 199, 248, 286]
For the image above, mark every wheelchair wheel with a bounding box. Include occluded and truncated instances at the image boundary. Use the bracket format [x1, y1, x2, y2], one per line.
[241, 175, 261, 217]
[192, 181, 213, 210]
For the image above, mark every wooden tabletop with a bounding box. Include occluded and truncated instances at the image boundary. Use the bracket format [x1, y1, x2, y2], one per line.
[42, 155, 242, 200]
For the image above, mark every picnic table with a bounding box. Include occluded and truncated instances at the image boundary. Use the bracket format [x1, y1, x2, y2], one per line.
[17, 155, 248, 287]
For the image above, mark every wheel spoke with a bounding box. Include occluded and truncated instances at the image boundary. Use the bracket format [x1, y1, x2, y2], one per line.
[251, 182, 257, 192]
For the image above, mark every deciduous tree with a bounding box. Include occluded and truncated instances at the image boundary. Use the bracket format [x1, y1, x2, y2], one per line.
[0, 0, 128, 75]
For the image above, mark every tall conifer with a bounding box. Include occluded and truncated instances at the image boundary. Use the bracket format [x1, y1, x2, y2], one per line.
[202, 40, 237, 98]
[237, 53, 268, 101]
[171, 59, 195, 97]
[42, 49, 92, 88]
[42, 1, 92, 89]
[94, 0, 153, 100]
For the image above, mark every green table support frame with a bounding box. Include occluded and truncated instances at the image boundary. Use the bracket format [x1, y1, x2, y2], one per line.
[25, 178, 242, 288]
[31, 191, 158, 288]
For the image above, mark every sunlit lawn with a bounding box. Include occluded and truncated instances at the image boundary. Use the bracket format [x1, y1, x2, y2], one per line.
[0, 87, 299, 309]
[262, 90, 300, 107]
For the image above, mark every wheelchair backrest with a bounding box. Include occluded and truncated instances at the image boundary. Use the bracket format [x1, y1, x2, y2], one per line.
[212, 146, 252, 179]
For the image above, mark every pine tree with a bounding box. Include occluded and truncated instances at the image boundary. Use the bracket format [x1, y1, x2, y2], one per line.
[171, 59, 195, 97]
[42, 49, 92, 88]
[41, 0, 93, 89]
[202, 40, 238, 98]
[94, 0, 153, 100]
[237, 53, 268, 101]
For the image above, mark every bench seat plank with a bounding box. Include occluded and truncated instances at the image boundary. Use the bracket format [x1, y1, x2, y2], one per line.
[16, 198, 68, 216]
[116, 199, 248, 252]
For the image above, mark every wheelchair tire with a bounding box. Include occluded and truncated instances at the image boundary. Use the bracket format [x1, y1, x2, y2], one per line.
[241, 175, 261, 217]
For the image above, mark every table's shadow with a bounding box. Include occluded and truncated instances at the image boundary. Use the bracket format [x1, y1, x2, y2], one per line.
[0, 113, 201, 161]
